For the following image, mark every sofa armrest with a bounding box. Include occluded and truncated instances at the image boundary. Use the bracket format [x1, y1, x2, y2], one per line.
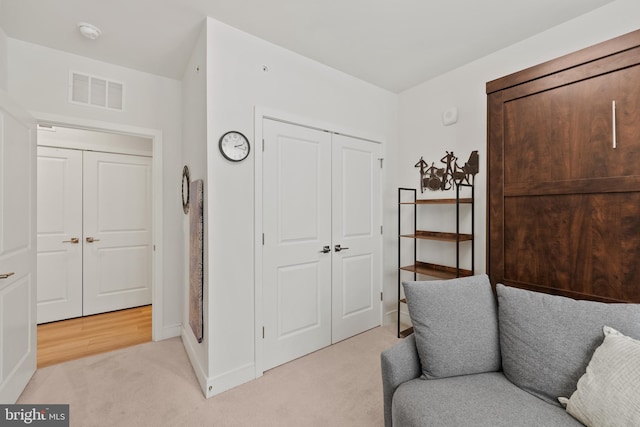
[381, 334, 421, 427]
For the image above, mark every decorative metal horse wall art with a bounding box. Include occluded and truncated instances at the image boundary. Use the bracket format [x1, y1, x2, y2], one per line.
[415, 150, 479, 193]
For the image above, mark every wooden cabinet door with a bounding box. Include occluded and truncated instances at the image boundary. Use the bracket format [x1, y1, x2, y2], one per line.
[487, 30, 640, 303]
[504, 193, 640, 302]
[503, 63, 640, 188]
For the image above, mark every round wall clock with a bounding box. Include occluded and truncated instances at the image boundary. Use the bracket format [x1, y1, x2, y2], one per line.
[219, 131, 250, 162]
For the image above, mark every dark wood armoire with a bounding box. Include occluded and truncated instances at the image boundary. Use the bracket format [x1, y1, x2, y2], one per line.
[486, 29, 640, 303]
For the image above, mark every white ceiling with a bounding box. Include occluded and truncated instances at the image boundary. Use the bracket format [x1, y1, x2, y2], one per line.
[0, 0, 614, 93]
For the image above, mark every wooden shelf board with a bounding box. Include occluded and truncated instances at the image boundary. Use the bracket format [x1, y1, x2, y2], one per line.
[401, 231, 473, 242]
[400, 198, 472, 205]
[399, 327, 414, 338]
[400, 262, 472, 279]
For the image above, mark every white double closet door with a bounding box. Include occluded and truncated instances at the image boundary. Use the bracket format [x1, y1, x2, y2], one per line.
[262, 119, 382, 370]
[36, 146, 152, 324]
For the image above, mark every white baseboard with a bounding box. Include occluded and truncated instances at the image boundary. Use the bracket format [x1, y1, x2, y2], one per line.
[181, 327, 209, 398]
[160, 323, 182, 340]
[209, 363, 256, 398]
[180, 327, 257, 399]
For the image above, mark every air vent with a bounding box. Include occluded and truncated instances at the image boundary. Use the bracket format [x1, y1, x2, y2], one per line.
[69, 71, 124, 111]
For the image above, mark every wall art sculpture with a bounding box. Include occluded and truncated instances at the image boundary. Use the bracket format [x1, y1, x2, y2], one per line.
[415, 150, 479, 192]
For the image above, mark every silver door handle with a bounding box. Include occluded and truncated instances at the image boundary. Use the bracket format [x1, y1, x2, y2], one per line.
[0, 272, 15, 279]
[334, 245, 349, 252]
[86, 237, 101, 243]
[320, 245, 331, 253]
[62, 237, 80, 244]
[612, 100, 617, 149]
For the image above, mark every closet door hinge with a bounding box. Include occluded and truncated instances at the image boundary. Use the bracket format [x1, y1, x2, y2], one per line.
[380, 225, 383, 235]
[262, 233, 265, 245]
[262, 138, 265, 152]
[378, 158, 384, 168]
[262, 326, 265, 339]
[380, 292, 384, 301]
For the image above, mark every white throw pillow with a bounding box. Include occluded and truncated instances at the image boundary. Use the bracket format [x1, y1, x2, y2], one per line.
[558, 326, 640, 427]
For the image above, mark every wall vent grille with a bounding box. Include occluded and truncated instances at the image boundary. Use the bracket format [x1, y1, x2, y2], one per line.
[69, 71, 124, 111]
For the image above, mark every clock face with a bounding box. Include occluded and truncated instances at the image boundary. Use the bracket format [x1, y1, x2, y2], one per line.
[219, 131, 250, 162]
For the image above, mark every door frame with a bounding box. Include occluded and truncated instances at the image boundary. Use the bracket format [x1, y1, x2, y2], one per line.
[33, 112, 164, 341]
[253, 106, 384, 377]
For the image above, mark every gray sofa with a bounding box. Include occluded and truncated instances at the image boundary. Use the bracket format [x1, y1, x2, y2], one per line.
[381, 275, 640, 427]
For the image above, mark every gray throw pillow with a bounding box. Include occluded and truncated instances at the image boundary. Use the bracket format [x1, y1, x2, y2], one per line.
[497, 284, 640, 407]
[403, 274, 501, 379]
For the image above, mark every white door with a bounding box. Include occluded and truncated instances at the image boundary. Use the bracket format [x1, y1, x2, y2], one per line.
[262, 119, 332, 370]
[331, 134, 382, 343]
[82, 151, 152, 315]
[0, 90, 37, 403]
[262, 119, 383, 370]
[36, 147, 83, 323]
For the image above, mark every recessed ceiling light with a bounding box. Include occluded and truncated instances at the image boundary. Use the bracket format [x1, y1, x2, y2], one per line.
[77, 22, 101, 40]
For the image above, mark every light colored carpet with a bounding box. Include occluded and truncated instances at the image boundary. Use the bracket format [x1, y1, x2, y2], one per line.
[18, 325, 399, 426]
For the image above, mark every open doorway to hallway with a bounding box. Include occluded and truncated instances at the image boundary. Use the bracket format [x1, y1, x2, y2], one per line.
[36, 125, 155, 366]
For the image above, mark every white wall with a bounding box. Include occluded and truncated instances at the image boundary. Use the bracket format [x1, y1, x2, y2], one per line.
[396, 0, 640, 314]
[180, 23, 210, 395]
[7, 38, 184, 340]
[0, 24, 7, 91]
[203, 17, 397, 396]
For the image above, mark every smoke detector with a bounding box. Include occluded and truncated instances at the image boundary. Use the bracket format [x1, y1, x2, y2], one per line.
[77, 22, 101, 40]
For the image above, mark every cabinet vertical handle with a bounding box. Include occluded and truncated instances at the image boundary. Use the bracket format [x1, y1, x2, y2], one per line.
[612, 100, 617, 149]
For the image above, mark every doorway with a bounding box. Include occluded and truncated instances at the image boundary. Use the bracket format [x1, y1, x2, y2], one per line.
[34, 116, 164, 342]
[260, 117, 383, 371]
[36, 133, 153, 324]
[34, 121, 162, 364]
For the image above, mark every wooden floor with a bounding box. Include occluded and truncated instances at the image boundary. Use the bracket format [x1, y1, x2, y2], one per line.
[37, 305, 152, 368]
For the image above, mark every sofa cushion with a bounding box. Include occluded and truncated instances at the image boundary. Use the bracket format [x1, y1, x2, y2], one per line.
[497, 284, 640, 407]
[559, 326, 640, 426]
[392, 372, 582, 427]
[403, 274, 500, 379]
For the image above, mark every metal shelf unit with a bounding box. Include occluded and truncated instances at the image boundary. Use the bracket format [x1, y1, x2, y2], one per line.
[397, 183, 475, 338]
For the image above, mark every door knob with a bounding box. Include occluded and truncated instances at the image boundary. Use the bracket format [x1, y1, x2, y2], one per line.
[334, 245, 349, 252]
[62, 237, 80, 244]
[0, 272, 15, 279]
[320, 245, 331, 253]
[86, 237, 101, 243]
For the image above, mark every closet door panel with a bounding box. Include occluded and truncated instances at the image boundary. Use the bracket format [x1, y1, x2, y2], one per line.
[82, 151, 152, 315]
[262, 119, 332, 371]
[36, 147, 83, 323]
[331, 134, 382, 343]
